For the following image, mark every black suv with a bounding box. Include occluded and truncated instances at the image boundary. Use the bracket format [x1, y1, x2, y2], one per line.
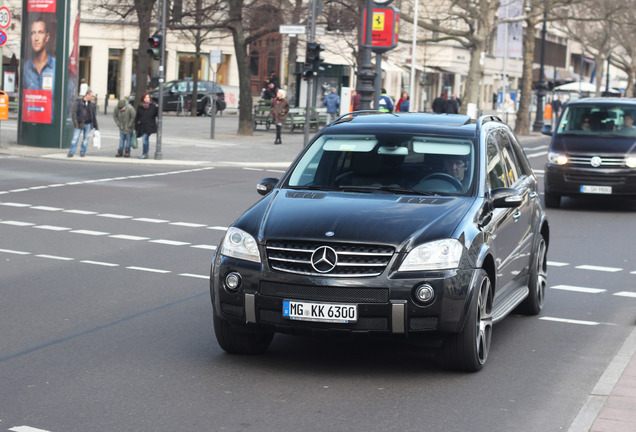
[542, 98, 636, 208]
[131, 80, 226, 115]
[210, 112, 549, 372]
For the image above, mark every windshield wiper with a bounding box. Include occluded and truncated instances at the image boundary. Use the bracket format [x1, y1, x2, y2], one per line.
[338, 185, 438, 196]
[287, 185, 339, 191]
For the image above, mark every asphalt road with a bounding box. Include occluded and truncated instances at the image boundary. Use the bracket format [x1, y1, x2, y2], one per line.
[0, 138, 635, 432]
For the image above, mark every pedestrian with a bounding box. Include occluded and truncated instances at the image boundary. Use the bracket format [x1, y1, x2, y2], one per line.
[444, 93, 460, 114]
[378, 88, 394, 113]
[268, 72, 280, 90]
[262, 83, 276, 100]
[399, 94, 410, 113]
[396, 91, 408, 112]
[271, 89, 290, 145]
[551, 97, 562, 123]
[68, 89, 98, 157]
[113, 98, 136, 158]
[323, 88, 340, 122]
[352, 91, 361, 111]
[432, 93, 446, 113]
[135, 92, 159, 159]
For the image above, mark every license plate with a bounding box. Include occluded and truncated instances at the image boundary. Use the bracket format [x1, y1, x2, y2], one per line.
[283, 300, 357, 323]
[580, 185, 612, 194]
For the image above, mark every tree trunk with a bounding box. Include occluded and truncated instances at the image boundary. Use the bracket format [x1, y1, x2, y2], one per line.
[515, 15, 538, 136]
[462, 41, 484, 115]
[228, 0, 253, 135]
[134, 0, 156, 108]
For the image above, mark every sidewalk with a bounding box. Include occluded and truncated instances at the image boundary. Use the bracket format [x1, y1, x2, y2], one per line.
[1, 112, 635, 432]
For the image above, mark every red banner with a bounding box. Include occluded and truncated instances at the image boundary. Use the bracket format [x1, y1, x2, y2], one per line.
[22, 89, 53, 123]
[27, 0, 56, 13]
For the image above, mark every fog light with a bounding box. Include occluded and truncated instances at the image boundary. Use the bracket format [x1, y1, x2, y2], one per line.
[414, 284, 435, 304]
[225, 272, 241, 292]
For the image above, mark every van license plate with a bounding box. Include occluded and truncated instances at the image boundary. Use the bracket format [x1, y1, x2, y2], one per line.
[283, 300, 357, 323]
[581, 185, 612, 194]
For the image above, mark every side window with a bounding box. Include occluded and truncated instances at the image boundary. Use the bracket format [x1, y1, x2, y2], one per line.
[486, 133, 508, 190]
[497, 131, 522, 185]
[176, 81, 188, 92]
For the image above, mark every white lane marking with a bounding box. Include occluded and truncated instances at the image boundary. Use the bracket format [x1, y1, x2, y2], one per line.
[207, 226, 228, 231]
[71, 229, 110, 236]
[540, 317, 600, 326]
[1, 202, 32, 207]
[632, 270, 636, 275]
[191, 244, 217, 250]
[551, 285, 606, 294]
[1, 220, 35, 226]
[133, 218, 168, 223]
[81, 260, 119, 267]
[29, 186, 48, 190]
[109, 234, 150, 241]
[170, 222, 207, 228]
[576, 265, 622, 273]
[47, 184, 65, 187]
[244, 167, 264, 171]
[31, 206, 63, 211]
[615, 291, 636, 298]
[64, 209, 97, 215]
[98, 213, 132, 219]
[10, 426, 53, 432]
[10, 188, 30, 192]
[126, 266, 171, 274]
[34, 225, 71, 231]
[548, 261, 569, 267]
[150, 239, 191, 246]
[36, 254, 74, 261]
[179, 273, 209, 279]
[0, 248, 31, 255]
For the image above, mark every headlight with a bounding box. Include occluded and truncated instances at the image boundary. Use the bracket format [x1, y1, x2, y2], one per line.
[399, 239, 463, 272]
[220, 227, 261, 263]
[626, 155, 636, 168]
[548, 152, 568, 165]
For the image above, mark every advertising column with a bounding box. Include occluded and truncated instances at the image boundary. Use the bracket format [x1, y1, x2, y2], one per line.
[19, 0, 77, 148]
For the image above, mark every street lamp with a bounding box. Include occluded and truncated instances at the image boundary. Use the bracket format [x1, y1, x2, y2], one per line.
[532, 11, 547, 132]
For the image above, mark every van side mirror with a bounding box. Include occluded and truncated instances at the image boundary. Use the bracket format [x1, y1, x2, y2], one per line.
[541, 124, 553, 136]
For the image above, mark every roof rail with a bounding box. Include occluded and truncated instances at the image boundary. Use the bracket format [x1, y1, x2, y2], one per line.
[331, 110, 391, 125]
[476, 114, 504, 133]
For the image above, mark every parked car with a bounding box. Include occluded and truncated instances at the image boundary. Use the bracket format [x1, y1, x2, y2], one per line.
[129, 79, 226, 115]
[210, 112, 549, 372]
[542, 97, 636, 208]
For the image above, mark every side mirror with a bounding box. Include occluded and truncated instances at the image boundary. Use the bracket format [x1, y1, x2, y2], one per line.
[541, 124, 553, 136]
[257, 177, 279, 196]
[490, 187, 523, 209]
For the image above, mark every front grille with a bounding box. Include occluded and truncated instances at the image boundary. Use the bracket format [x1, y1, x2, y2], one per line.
[565, 173, 627, 185]
[409, 317, 438, 331]
[259, 309, 388, 331]
[260, 281, 389, 303]
[266, 240, 394, 277]
[568, 155, 625, 167]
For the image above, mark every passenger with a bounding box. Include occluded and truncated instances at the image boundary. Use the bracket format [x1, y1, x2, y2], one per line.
[580, 116, 592, 131]
[618, 112, 636, 134]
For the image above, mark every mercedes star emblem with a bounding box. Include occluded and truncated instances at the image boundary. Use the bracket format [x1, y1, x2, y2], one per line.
[311, 246, 338, 273]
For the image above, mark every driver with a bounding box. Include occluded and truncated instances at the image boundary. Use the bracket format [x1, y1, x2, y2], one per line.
[443, 155, 469, 186]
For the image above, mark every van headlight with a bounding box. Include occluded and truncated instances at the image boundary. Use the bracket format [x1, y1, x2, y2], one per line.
[399, 239, 463, 271]
[626, 155, 636, 168]
[220, 227, 261, 263]
[548, 152, 568, 165]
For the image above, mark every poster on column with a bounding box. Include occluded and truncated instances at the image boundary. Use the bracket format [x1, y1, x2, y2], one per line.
[22, 0, 57, 123]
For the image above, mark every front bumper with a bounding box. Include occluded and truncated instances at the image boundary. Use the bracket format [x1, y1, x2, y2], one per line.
[210, 254, 479, 339]
[545, 164, 636, 197]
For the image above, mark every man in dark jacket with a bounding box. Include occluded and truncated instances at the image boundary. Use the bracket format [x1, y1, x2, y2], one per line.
[68, 89, 99, 157]
[113, 99, 136, 157]
[135, 92, 159, 159]
[432, 94, 446, 113]
[444, 94, 460, 114]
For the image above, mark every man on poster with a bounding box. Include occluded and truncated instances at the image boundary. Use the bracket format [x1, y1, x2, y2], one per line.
[22, 15, 56, 124]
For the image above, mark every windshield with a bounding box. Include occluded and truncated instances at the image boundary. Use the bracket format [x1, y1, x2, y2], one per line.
[556, 104, 636, 136]
[287, 133, 476, 196]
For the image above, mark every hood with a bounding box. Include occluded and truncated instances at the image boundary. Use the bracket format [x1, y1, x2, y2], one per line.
[117, 99, 127, 109]
[238, 190, 475, 249]
[554, 134, 636, 155]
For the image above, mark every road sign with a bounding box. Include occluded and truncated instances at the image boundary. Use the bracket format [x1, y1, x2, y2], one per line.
[0, 30, 7, 46]
[279, 25, 306, 35]
[0, 7, 10, 29]
[209, 49, 222, 64]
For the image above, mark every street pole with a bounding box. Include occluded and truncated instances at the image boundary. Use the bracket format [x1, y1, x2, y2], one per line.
[154, 0, 166, 159]
[303, 0, 317, 146]
[356, 0, 376, 110]
[532, 11, 547, 133]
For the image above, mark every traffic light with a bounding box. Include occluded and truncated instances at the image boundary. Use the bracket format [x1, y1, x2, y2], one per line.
[305, 42, 325, 74]
[147, 33, 162, 61]
[302, 69, 315, 80]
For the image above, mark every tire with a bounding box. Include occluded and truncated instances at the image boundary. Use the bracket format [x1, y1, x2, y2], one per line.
[213, 313, 273, 355]
[439, 269, 493, 372]
[204, 101, 213, 117]
[544, 192, 560, 208]
[517, 235, 547, 315]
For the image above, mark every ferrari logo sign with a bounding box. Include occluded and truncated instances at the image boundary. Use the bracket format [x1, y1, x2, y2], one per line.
[362, 7, 399, 53]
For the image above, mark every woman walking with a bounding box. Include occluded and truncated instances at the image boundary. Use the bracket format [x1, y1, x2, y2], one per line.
[270, 89, 289, 145]
[135, 93, 158, 159]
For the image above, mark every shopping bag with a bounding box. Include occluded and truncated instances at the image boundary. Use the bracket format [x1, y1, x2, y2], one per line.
[131, 131, 138, 149]
[92, 129, 101, 149]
